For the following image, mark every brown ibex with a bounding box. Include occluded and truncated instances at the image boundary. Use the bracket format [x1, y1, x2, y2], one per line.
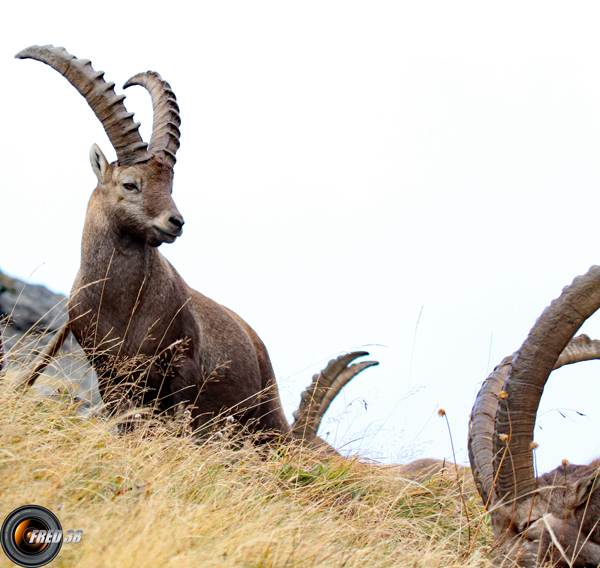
[395, 458, 469, 481]
[14, 45, 377, 446]
[469, 269, 600, 567]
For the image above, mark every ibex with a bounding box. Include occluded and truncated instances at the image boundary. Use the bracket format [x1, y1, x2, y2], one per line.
[469, 267, 600, 567]
[395, 458, 469, 481]
[14, 45, 377, 446]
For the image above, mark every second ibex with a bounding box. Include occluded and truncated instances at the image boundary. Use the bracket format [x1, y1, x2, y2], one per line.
[15, 45, 377, 444]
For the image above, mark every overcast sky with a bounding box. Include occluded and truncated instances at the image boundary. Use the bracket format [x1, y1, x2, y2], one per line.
[2, 2, 600, 472]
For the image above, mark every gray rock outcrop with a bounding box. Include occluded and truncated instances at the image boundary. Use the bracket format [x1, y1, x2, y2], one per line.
[0, 269, 100, 404]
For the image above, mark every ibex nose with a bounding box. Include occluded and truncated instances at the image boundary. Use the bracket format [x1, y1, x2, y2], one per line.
[169, 215, 185, 231]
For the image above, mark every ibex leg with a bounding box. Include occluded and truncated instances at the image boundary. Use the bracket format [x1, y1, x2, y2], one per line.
[12, 323, 71, 389]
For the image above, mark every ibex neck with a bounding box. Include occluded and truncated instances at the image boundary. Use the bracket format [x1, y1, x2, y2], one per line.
[79, 205, 162, 287]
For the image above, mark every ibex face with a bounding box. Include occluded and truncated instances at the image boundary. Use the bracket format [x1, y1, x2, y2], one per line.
[89, 146, 184, 247]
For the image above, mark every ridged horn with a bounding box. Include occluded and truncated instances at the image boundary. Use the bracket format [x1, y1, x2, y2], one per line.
[123, 71, 181, 168]
[291, 351, 378, 441]
[554, 333, 600, 368]
[494, 266, 600, 502]
[16, 45, 152, 166]
[469, 352, 516, 508]
[468, 333, 600, 508]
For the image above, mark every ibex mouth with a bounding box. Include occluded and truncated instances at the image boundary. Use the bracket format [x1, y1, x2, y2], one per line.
[153, 225, 182, 244]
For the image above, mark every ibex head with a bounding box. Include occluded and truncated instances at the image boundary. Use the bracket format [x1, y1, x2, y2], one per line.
[469, 267, 600, 567]
[89, 145, 183, 247]
[16, 46, 184, 247]
[488, 459, 600, 567]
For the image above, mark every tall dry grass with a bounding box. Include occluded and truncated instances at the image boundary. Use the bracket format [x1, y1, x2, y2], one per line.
[0, 363, 493, 568]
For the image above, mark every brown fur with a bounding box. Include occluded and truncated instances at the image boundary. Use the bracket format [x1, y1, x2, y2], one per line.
[69, 148, 290, 437]
[395, 458, 469, 481]
[491, 460, 600, 567]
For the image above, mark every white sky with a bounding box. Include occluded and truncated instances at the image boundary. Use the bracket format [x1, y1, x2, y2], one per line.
[2, 1, 600, 472]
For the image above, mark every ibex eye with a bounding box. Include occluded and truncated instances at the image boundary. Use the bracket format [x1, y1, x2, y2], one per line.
[518, 517, 540, 533]
[123, 182, 138, 191]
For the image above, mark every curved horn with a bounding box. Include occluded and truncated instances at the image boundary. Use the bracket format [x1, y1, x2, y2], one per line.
[468, 352, 515, 508]
[16, 45, 151, 166]
[290, 351, 378, 441]
[554, 333, 600, 368]
[312, 360, 379, 430]
[123, 72, 181, 167]
[468, 333, 600, 508]
[494, 266, 600, 501]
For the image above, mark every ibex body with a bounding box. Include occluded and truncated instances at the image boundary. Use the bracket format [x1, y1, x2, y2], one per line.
[73, 152, 289, 432]
[15, 46, 377, 443]
[395, 458, 469, 481]
[76, 147, 290, 432]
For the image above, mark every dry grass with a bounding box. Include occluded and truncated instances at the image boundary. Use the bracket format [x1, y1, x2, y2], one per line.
[0, 367, 494, 567]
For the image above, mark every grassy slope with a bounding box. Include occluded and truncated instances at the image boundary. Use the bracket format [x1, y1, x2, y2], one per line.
[0, 373, 493, 568]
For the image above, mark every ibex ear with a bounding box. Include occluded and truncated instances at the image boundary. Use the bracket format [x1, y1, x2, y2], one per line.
[90, 144, 111, 184]
[568, 468, 600, 509]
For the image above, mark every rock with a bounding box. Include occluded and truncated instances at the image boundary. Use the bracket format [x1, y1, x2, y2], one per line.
[0, 271, 67, 334]
[0, 268, 101, 405]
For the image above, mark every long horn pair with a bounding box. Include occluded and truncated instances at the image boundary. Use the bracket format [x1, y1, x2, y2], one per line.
[469, 265, 600, 506]
[15, 45, 180, 167]
[291, 351, 378, 441]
